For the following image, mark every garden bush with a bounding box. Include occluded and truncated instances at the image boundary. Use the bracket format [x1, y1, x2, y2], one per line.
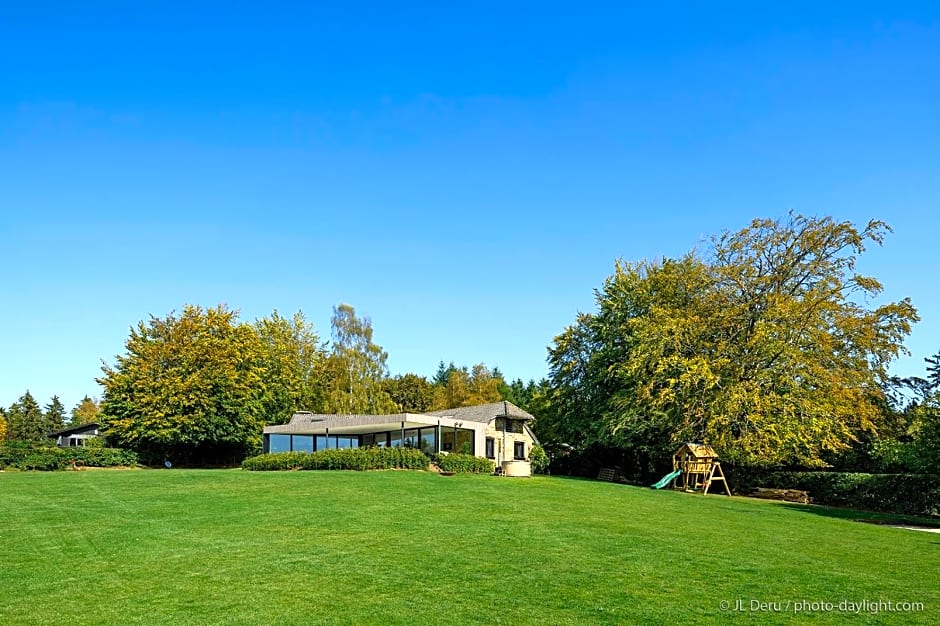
[0, 442, 138, 471]
[730, 469, 940, 517]
[529, 445, 550, 474]
[241, 446, 430, 471]
[435, 453, 495, 474]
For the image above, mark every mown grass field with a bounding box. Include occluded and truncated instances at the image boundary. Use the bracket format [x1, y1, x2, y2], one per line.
[0, 469, 936, 625]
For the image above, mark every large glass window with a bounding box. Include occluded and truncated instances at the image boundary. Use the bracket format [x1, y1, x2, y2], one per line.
[514, 441, 526, 460]
[269, 434, 291, 453]
[315, 435, 328, 451]
[440, 430, 454, 451]
[335, 436, 358, 449]
[389, 430, 403, 448]
[420, 428, 437, 455]
[455, 429, 474, 455]
[403, 428, 419, 449]
[440, 428, 474, 454]
[292, 435, 314, 453]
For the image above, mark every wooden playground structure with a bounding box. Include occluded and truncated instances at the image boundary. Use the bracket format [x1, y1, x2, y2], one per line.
[670, 442, 731, 495]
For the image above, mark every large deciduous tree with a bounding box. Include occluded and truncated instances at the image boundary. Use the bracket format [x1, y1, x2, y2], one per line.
[324, 304, 396, 414]
[437, 364, 505, 408]
[255, 310, 327, 423]
[547, 214, 918, 466]
[70, 396, 101, 426]
[98, 305, 268, 464]
[384, 373, 438, 413]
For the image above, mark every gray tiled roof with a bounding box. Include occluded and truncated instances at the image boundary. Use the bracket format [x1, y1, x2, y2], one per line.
[287, 412, 410, 426]
[425, 401, 535, 423]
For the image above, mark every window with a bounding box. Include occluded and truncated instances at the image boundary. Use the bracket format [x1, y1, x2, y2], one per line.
[292, 435, 314, 453]
[455, 430, 474, 455]
[269, 434, 291, 453]
[496, 418, 523, 434]
[485, 438, 495, 459]
[420, 428, 437, 455]
[514, 441, 526, 460]
[440, 430, 454, 451]
[315, 435, 328, 450]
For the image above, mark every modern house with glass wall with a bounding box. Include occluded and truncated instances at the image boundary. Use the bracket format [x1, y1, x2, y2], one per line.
[262, 401, 539, 471]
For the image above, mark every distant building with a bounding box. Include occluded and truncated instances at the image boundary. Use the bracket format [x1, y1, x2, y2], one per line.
[48, 423, 100, 447]
[263, 401, 539, 475]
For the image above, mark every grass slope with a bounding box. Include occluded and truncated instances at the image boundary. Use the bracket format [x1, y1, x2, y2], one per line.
[0, 470, 936, 625]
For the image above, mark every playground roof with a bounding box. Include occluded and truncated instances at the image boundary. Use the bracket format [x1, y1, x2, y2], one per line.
[675, 442, 718, 458]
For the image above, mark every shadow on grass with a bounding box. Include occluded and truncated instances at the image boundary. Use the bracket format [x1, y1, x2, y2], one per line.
[776, 501, 940, 532]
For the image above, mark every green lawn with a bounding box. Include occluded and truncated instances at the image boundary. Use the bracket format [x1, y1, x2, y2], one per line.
[0, 470, 936, 625]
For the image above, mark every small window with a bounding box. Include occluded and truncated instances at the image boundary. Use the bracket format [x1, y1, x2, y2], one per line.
[485, 438, 495, 459]
[514, 441, 525, 460]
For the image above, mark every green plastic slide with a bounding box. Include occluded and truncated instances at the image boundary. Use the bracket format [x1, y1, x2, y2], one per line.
[651, 469, 682, 489]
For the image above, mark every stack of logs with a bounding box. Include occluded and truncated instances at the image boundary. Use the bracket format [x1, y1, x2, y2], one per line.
[750, 487, 811, 504]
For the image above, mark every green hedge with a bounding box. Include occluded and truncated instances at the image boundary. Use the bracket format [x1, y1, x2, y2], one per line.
[242, 446, 430, 471]
[435, 453, 495, 474]
[0, 442, 138, 471]
[731, 469, 940, 517]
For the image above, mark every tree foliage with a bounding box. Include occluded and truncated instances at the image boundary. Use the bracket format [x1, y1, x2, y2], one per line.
[385, 373, 438, 412]
[0, 409, 7, 441]
[323, 304, 396, 414]
[434, 363, 505, 408]
[255, 310, 327, 424]
[70, 396, 101, 426]
[98, 305, 268, 464]
[44, 396, 66, 433]
[5, 391, 46, 442]
[547, 214, 918, 466]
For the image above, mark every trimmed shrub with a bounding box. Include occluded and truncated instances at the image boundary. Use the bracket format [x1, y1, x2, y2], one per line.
[435, 453, 495, 474]
[529, 445, 550, 474]
[61, 446, 139, 468]
[730, 469, 940, 517]
[241, 446, 430, 471]
[0, 442, 138, 470]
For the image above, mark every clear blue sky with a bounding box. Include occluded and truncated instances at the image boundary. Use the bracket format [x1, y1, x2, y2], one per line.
[2, 2, 938, 411]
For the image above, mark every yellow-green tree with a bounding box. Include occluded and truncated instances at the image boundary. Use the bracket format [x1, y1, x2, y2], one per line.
[98, 305, 268, 464]
[0, 410, 7, 441]
[433, 363, 506, 409]
[385, 373, 437, 413]
[69, 396, 100, 426]
[255, 310, 327, 423]
[548, 214, 918, 466]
